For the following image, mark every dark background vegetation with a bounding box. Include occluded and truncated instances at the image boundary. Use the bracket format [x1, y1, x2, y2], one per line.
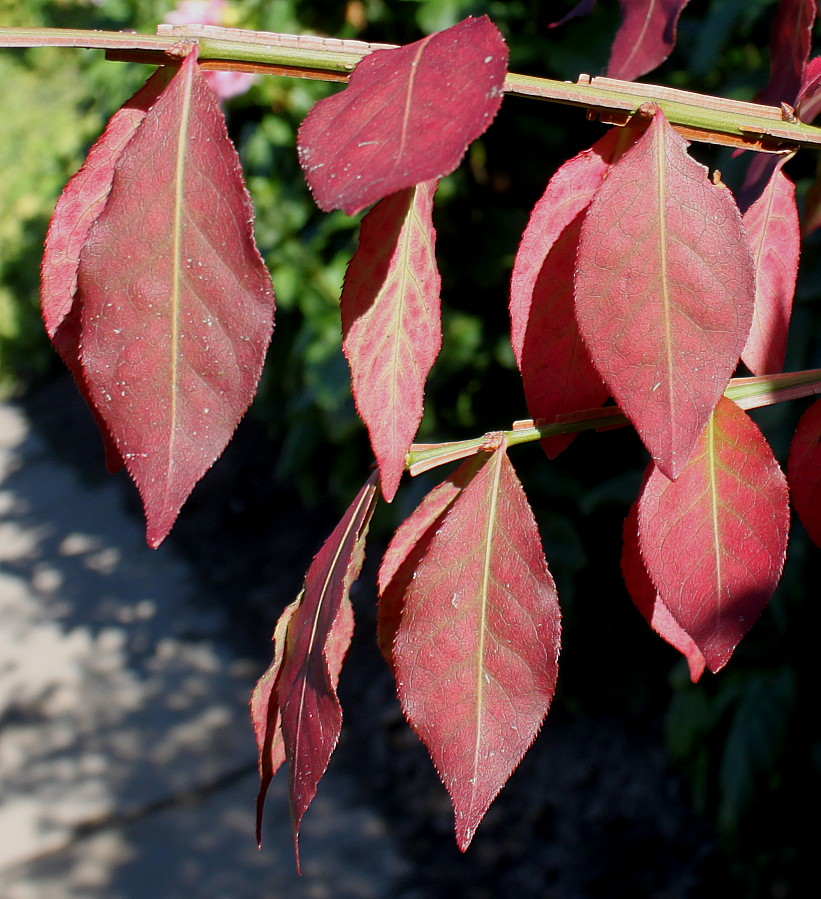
[3, 0, 821, 895]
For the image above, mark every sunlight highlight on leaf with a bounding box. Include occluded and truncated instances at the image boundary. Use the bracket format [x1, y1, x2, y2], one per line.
[342, 181, 441, 501]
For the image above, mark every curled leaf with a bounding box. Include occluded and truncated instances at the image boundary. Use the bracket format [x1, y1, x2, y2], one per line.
[261, 472, 378, 867]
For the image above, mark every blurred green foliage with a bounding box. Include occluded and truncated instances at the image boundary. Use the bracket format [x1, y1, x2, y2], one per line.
[2, 1, 821, 893]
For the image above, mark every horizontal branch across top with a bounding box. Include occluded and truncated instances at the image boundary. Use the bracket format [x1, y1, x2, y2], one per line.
[3, 24, 821, 153]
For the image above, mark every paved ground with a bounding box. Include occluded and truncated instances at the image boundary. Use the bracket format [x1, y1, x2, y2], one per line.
[0, 399, 407, 898]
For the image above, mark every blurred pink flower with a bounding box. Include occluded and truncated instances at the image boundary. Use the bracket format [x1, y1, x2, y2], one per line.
[164, 0, 258, 100]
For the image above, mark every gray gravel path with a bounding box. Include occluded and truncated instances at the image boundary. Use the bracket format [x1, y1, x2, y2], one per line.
[0, 400, 407, 897]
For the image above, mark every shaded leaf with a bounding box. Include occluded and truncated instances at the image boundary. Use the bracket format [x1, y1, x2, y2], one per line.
[621, 498, 706, 681]
[741, 159, 799, 375]
[377, 454, 484, 666]
[273, 472, 378, 866]
[638, 397, 789, 673]
[510, 128, 632, 458]
[298, 16, 507, 215]
[607, 0, 692, 82]
[342, 181, 441, 501]
[787, 397, 821, 547]
[78, 51, 276, 547]
[393, 442, 560, 850]
[575, 110, 755, 479]
[758, 0, 816, 107]
[549, 0, 597, 28]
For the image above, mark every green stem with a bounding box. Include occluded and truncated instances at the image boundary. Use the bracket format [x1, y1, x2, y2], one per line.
[3, 25, 821, 151]
[406, 370, 821, 475]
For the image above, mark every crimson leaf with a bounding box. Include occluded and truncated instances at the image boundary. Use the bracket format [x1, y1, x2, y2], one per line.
[638, 397, 789, 673]
[255, 472, 378, 866]
[393, 440, 560, 850]
[297, 16, 507, 215]
[607, 0, 692, 82]
[342, 181, 441, 501]
[78, 51, 275, 547]
[575, 110, 755, 480]
[741, 159, 800, 375]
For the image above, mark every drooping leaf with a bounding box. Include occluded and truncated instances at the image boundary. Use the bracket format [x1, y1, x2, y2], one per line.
[78, 51, 276, 547]
[297, 16, 508, 215]
[41, 66, 173, 337]
[741, 159, 799, 375]
[42, 67, 175, 474]
[273, 472, 378, 866]
[621, 498, 706, 682]
[758, 0, 816, 107]
[787, 398, 821, 547]
[607, 0, 692, 82]
[342, 181, 441, 501]
[393, 441, 561, 850]
[510, 128, 633, 458]
[377, 454, 484, 666]
[252, 594, 300, 845]
[638, 397, 789, 673]
[575, 110, 755, 480]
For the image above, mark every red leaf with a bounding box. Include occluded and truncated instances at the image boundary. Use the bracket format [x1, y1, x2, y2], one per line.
[607, 0, 692, 82]
[393, 441, 561, 850]
[510, 128, 633, 457]
[77, 51, 276, 547]
[796, 55, 821, 123]
[575, 110, 755, 480]
[41, 67, 173, 338]
[741, 160, 800, 375]
[621, 499, 706, 682]
[298, 16, 507, 215]
[758, 0, 816, 107]
[787, 398, 821, 547]
[42, 68, 174, 475]
[342, 181, 441, 501]
[638, 397, 789, 673]
[377, 454, 484, 667]
[273, 472, 378, 866]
